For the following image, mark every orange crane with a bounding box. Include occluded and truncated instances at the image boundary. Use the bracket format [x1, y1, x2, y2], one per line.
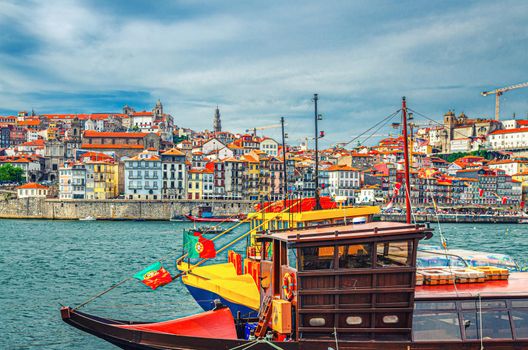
[481, 82, 528, 121]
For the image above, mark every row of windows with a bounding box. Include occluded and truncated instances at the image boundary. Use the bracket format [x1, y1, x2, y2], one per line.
[299, 241, 412, 271]
[413, 300, 528, 341]
[127, 161, 160, 168]
[162, 164, 184, 170]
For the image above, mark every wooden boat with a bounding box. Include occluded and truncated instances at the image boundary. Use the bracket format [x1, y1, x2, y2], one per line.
[177, 197, 380, 317]
[79, 216, 96, 221]
[61, 221, 528, 349]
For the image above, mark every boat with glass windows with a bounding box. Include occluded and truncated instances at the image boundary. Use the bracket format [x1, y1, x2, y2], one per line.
[61, 220, 528, 349]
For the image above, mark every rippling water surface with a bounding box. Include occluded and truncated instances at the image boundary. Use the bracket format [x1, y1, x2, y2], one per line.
[0, 220, 527, 349]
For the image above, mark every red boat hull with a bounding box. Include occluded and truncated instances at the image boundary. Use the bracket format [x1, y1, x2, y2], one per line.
[184, 214, 240, 223]
[60, 306, 528, 350]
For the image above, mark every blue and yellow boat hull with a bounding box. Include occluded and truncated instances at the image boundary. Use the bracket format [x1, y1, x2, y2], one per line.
[177, 262, 260, 318]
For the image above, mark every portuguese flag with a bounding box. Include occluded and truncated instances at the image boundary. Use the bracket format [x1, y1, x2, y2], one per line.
[184, 231, 216, 259]
[133, 262, 173, 290]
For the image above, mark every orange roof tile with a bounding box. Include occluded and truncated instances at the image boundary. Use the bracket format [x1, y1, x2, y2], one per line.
[17, 182, 48, 190]
[161, 148, 185, 156]
[491, 128, 528, 135]
[83, 130, 147, 138]
[81, 143, 144, 150]
[327, 164, 360, 171]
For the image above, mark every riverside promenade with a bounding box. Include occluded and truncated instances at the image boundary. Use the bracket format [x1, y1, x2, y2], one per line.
[0, 198, 254, 220]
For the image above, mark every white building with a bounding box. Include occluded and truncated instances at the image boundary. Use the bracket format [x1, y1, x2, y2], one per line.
[327, 164, 361, 200]
[489, 128, 528, 151]
[488, 159, 528, 176]
[161, 148, 187, 199]
[130, 111, 156, 132]
[259, 138, 279, 156]
[202, 138, 227, 156]
[17, 182, 49, 198]
[59, 163, 87, 199]
[202, 169, 214, 199]
[124, 150, 162, 200]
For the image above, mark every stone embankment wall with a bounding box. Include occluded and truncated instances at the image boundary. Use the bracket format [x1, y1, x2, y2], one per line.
[0, 198, 255, 220]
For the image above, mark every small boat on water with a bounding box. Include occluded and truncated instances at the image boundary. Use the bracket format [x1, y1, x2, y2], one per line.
[79, 216, 96, 221]
[185, 205, 243, 222]
[169, 215, 186, 222]
[194, 226, 223, 235]
[185, 214, 240, 223]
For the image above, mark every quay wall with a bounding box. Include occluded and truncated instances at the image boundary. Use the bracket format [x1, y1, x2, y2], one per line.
[0, 198, 254, 220]
[379, 213, 521, 224]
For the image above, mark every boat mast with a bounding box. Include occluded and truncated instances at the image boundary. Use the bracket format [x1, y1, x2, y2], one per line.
[281, 116, 288, 209]
[402, 97, 412, 224]
[313, 93, 321, 210]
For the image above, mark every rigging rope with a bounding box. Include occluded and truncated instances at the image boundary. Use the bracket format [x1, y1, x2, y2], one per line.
[407, 107, 484, 144]
[73, 199, 298, 310]
[342, 109, 401, 147]
[426, 189, 459, 296]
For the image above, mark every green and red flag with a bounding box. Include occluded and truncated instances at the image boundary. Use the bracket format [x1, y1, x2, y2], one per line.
[184, 231, 216, 259]
[133, 262, 172, 290]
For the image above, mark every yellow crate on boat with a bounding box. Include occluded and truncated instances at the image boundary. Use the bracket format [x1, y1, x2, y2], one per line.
[271, 299, 292, 334]
[415, 272, 424, 286]
[470, 266, 509, 281]
[418, 268, 455, 285]
[449, 268, 485, 283]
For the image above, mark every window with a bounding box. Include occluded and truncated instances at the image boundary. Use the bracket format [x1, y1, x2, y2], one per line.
[413, 312, 461, 341]
[300, 246, 335, 270]
[512, 309, 528, 338]
[338, 244, 371, 268]
[463, 310, 512, 340]
[376, 240, 412, 267]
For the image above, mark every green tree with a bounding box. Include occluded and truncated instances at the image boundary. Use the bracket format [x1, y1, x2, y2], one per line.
[0, 164, 25, 183]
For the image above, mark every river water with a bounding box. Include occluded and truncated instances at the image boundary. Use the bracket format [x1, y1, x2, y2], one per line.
[0, 220, 527, 349]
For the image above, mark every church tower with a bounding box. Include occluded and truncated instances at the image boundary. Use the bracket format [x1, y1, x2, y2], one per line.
[154, 99, 163, 117]
[213, 106, 222, 132]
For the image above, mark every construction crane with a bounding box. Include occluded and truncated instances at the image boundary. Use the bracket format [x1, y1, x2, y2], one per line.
[245, 123, 284, 137]
[481, 82, 528, 121]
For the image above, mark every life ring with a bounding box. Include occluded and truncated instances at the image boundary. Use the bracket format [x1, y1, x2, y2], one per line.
[282, 273, 296, 301]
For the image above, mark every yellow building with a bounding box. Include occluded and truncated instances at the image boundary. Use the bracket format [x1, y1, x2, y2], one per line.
[47, 123, 58, 140]
[188, 169, 203, 200]
[242, 153, 260, 200]
[512, 171, 528, 202]
[85, 160, 119, 199]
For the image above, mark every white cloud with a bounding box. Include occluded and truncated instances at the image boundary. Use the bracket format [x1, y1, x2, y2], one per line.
[0, 0, 526, 146]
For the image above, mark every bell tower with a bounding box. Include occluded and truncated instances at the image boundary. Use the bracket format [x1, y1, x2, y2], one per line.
[213, 105, 222, 132]
[154, 99, 163, 117]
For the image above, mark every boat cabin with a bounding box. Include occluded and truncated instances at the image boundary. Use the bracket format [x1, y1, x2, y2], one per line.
[256, 221, 432, 341]
[255, 221, 528, 346]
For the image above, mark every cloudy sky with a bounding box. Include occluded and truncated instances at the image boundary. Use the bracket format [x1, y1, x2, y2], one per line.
[1, 0, 527, 146]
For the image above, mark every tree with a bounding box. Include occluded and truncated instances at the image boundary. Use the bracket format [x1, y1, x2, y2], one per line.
[0, 164, 25, 183]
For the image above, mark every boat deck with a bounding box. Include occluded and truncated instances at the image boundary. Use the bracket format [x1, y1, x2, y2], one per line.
[415, 272, 528, 299]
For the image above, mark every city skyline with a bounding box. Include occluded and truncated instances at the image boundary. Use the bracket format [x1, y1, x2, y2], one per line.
[1, 0, 527, 145]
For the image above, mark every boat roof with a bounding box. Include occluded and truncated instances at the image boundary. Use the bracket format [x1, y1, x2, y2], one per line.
[415, 272, 528, 299]
[247, 205, 380, 222]
[260, 221, 432, 244]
